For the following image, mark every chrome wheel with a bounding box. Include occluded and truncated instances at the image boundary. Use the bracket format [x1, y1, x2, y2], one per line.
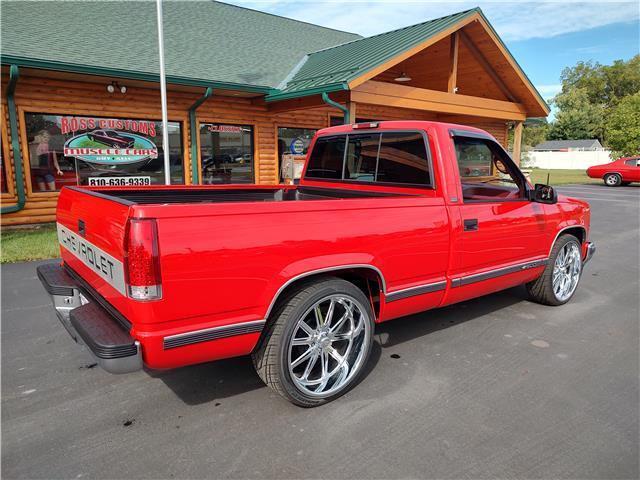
[552, 241, 582, 301]
[287, 294, 371, 398]
[605, 174, 620, 186]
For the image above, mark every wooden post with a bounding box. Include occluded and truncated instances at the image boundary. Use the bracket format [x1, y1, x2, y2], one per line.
[513, 121, 523, 165]
[348, 101, 357, 124]
[448, 32, 459, 93]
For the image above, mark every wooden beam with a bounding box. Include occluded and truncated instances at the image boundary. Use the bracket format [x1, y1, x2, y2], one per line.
[458, 30, 517, 103]
[348, 12, 481, 90]
[348, 101, 357, 123]
[352, 81, 527, 121]
[448, 33, 459, 93]
[512, 121, 523, 165]
[474, 15, 550, 116]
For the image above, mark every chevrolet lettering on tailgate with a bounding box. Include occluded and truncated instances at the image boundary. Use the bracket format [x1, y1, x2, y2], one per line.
[56, 223, 126, 295]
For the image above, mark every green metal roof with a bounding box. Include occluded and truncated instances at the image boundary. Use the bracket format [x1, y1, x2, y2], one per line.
[0, 2, 547, 112]
[0, 0, 360, 90]
[267, 8, 478, 100]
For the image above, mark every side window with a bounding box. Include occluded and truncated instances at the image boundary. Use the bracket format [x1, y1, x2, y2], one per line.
[345, 133, 379, 181]
[377, 132, 431, 185]
[305, 136, 346, 179]
[625, 158, 640, 167]
[304, 131, 432, 187]
[453, 136, 525, 201]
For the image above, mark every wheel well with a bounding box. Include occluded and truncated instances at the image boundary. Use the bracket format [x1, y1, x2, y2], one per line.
[558, 226, 585, 245]
[604, 171, 621, 178]
[267, 268, 384, 321]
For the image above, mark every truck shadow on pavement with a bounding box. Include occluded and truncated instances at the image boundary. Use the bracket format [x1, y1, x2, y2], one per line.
[152, 286, 529, 406]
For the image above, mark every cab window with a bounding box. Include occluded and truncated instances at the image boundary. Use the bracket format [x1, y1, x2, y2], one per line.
[453, 136, 525, 201]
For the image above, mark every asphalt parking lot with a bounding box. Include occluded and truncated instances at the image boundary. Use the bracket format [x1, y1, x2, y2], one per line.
[2, 184, 638, 479]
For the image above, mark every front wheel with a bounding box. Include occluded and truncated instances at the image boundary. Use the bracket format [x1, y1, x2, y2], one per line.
[252, 277, 374, 407]
[604, 173, 622, 186]
[526, 234, 583, 306]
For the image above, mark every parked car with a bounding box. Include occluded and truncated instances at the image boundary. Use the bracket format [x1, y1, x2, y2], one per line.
[38, 121, 595, 407]
[586, 156, 640, 186]
[87, 129, 135, 149]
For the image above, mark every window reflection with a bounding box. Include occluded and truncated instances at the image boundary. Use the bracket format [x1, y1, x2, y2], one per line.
[200, 124, 254, 184]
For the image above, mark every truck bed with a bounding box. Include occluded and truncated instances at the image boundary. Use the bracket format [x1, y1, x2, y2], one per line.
[74, 186, 402, 205]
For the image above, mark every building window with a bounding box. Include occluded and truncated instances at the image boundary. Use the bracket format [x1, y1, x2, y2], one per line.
[25, 113, 184, 192]
[200, 123, 253, 184]
[1, 137, 7, 193]
[277, 127, 316, 182]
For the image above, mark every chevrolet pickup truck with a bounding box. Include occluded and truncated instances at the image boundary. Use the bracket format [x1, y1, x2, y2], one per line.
[38, 121, 595, 407]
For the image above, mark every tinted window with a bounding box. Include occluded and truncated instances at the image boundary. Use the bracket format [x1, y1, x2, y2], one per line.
[305, 136, 346, 179]
[377, 132, 430, 185]
[345, 134, 379, 181]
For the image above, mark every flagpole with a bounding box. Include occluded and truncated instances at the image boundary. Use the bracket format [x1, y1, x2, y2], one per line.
[156, 0, 171, 185]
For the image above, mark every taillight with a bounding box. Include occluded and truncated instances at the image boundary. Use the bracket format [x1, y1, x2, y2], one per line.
[124, 218, 162, 301]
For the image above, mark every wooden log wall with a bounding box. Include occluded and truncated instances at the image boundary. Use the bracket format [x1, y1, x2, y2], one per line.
[1, 70, 507, 225]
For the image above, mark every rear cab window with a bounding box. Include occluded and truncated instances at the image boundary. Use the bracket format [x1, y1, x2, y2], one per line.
[305, 130, 432, 188]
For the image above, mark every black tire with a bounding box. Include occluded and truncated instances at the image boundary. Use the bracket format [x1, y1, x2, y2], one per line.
[604, 173, 622, 187]
[526, 234, 583, 306]
[621, 181, 631, 186]
[252, 276, 374, 407]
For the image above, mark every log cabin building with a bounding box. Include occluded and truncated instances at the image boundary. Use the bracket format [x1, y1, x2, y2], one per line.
[0, 1, 548, 225]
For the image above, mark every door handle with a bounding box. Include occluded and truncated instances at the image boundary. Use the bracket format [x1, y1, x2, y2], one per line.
[464, 219, 478, 231]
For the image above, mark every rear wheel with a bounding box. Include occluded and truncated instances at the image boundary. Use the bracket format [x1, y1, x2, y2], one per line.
[604, 173, 622, 186]
[252, 277, 374, 407]
[527, 234, 583, 306]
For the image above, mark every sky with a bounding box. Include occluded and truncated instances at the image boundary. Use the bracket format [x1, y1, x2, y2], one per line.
[225, 0, 640, 114]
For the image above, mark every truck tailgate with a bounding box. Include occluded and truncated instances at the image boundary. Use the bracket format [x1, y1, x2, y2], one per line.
[56, 187, 132, 314]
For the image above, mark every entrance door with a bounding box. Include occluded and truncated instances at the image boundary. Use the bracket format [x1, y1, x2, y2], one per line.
[447, 134, 549, 303]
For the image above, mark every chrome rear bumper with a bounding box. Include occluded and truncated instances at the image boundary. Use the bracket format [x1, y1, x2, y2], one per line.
[37, 263, 142, 374]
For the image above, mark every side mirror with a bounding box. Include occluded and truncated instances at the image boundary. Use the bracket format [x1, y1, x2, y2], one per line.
[531, 183, 558, 204]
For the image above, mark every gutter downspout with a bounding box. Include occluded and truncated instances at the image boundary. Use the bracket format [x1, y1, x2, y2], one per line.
[2, 65, 26, 214]
[321, 92, 349, 125]
[188, 87, 213, 184]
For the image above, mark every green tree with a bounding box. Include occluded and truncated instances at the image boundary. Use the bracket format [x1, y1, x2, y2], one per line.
[605, 92, 640, 157]
[548, 88, 605, 141]
[559, 55, 640, 109]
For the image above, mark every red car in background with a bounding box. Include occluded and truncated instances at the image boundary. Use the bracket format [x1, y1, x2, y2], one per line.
[587, 156, 640, 186]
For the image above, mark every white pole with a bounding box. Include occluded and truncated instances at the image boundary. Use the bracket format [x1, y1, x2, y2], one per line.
[156, 0, 171, 185]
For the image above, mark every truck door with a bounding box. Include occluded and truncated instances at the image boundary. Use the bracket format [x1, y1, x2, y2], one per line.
[446, 132, 549, 304]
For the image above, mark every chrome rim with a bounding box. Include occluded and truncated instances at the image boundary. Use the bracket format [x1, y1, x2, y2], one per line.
[287, 294, 371, 398]
[552, 242, 582, 301]
[606, 175, 618, 185]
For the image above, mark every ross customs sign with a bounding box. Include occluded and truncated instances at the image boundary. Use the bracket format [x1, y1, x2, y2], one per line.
[61, 117, 159, 166]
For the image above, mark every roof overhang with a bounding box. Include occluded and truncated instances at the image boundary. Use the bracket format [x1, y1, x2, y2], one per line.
[0, 55, 275, 94]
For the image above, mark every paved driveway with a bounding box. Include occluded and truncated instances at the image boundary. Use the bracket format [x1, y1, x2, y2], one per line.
[2, 185, 638, 479]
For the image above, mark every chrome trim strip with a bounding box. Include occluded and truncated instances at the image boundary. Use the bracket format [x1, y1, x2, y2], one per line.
[163, 319, 266, 350]
[451, 259, 548, 288]
[385, 280, 447, 302]
[264, 264, 387, 320]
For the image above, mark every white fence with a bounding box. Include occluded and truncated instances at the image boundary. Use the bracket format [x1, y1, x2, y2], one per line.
[526, 150, 612, 170]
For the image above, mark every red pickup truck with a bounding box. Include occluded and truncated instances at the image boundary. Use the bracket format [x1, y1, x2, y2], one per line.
[38, 121, 595, 406]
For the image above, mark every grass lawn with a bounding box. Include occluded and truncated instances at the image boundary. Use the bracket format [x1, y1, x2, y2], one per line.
[1, 224, 59, 263]
[528, 168, 600, 186]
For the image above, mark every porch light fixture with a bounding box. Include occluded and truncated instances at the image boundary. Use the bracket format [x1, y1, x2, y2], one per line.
[106, 81, 127, 94]
[394, 72, 412, 82]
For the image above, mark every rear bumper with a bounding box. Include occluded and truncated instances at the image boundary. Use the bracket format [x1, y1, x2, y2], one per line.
[583, 241, 596, 264]
[37, 262, 142, 374]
